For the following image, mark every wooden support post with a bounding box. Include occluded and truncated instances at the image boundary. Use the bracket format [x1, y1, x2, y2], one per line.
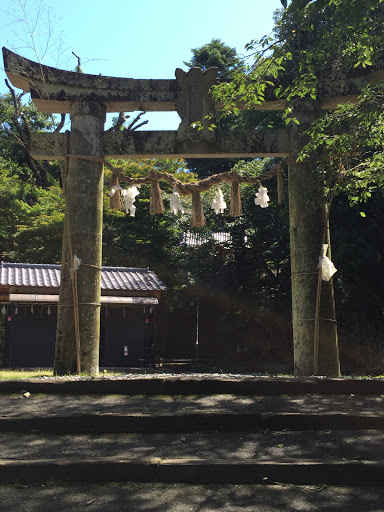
[54, 101, 106, 376]
[288, 99, 340, 377]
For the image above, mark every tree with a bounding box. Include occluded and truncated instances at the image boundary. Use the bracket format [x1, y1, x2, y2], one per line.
[0, 91, 61, 188]
[0, 157, 64, 263]
[184, 39, 243, 79]
[211, 1, 384, 123]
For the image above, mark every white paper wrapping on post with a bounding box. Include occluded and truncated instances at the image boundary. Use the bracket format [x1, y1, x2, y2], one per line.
[169, 187, 185, 214]
[318, 244, 337, 281]
[254, 185, 270, 208]
[122, 186, 140, 216]
[211, 187, 227, 214]
[73, 255, 82, 271]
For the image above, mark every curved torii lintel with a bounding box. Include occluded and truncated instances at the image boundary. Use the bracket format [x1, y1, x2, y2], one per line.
[2, 47, 181, 114]
[3, 47, 384, 115]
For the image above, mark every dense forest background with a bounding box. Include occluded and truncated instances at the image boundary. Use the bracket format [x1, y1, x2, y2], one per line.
[1, 0, 384, 373]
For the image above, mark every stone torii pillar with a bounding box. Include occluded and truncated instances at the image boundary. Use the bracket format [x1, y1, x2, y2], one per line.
[55, 102, 106, 375]
[288, 99, 340, 377]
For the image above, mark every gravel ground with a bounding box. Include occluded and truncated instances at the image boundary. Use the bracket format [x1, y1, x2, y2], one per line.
[17, 372, 383, 380]
[1, 392, 383, 417]
[2, 482, 384, 512]
[1, 430, 383, 461]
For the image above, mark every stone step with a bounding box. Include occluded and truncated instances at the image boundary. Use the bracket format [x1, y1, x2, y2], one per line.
[1, 430, 383, 461]
[2, 377, 383, 489]
[0, 457, 383, 486]
[1, 411, 384, 433]
[1, 376, 384, 395]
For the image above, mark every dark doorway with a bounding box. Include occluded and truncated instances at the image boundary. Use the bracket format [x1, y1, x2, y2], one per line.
[100, 307, 148, 367]
[6, 306, 56, 367]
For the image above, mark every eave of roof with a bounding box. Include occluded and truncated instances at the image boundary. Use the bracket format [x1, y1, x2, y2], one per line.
[7, 293, 159, 306]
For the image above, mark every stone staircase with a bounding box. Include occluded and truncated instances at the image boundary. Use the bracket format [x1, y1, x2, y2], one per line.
[1, 376, 384, 487]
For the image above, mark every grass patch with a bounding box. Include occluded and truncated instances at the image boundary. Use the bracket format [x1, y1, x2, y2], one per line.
[0, 369, 54, 379]
[0, 369, 126, 379]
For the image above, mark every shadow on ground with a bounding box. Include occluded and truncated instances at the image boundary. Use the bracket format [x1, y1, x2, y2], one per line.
[3, 483, 384, 512]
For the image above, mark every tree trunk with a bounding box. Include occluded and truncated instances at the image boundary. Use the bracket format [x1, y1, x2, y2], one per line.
[288, 99, 340, 377]
[54, 101, 106, 376]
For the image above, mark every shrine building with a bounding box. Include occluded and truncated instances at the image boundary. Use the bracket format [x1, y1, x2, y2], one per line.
[0, 262, 167, 369]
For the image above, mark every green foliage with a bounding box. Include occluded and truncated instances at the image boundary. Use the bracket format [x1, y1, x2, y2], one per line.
[164, 158, 290, 308]
[0, 158, 64, 263]
[183, 39, 284, 179]
[212, 1, 384, 118]
[184, 39, 244, 78]
[102, 158, 195, 269]
[298, 83, 384, 205]
[0, 93, 55, 165]
[0, 92, 62, 187]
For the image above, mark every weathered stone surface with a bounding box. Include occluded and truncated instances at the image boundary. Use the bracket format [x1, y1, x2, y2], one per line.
[104, 131, 179, 159]
[4, 47, 384, 114]
[3, 48, 180, 114]
[287, 99, 340, 378]
[31, 129, 289, 160]
[31, 132, 67, 160]
[55, 101, 106, 376]
[103, 129, 290, 158]
[175, 67, 217, 142]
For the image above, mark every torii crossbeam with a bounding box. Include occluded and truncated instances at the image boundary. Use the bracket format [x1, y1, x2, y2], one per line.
[3, 47, 381, 376]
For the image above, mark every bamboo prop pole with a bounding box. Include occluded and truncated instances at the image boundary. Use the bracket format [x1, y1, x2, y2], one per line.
[70, 251, 81, 375]
[313, 161, 344, 375]
[277, 168, 284, 205]
[63, 132, 81, 375]
[313, 206, 335, 376]
[313, 249, 323, 376]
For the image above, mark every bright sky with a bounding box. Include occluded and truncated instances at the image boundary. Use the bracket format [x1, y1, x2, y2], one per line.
[0, 0, 282, 129]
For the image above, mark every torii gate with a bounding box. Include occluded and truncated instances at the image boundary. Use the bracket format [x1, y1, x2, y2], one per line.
[3, 47, 382, 377]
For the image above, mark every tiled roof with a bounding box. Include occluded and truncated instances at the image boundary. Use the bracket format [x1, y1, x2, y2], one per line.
[0, 262, 167, 293]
